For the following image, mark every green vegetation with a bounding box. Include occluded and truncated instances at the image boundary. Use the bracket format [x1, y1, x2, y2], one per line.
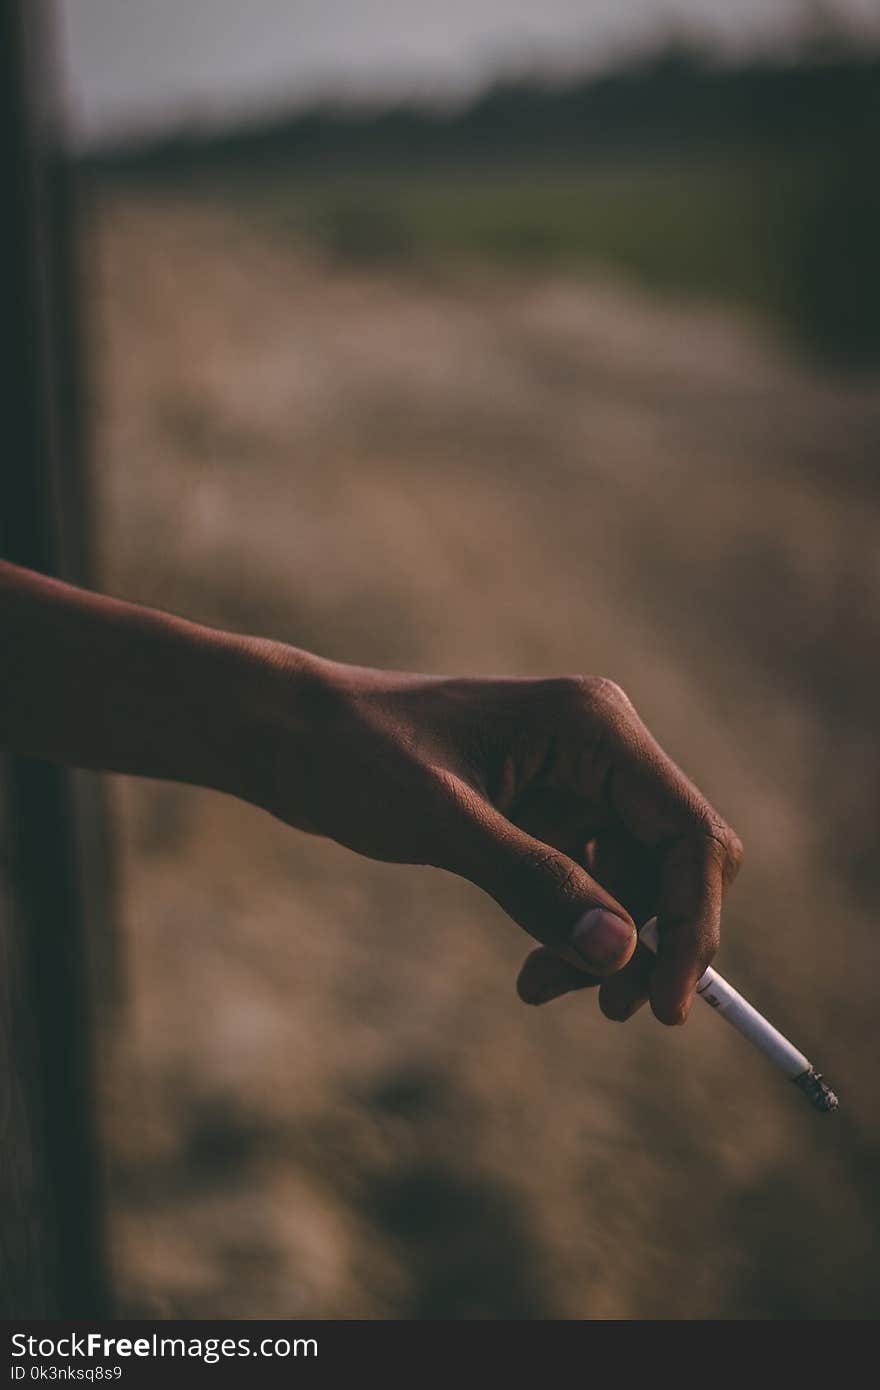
[251, 154, 810, 320]
[95, 48, 880, 362]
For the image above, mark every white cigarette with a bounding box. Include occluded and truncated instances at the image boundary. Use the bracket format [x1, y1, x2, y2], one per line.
[639, 917, 837, 1112]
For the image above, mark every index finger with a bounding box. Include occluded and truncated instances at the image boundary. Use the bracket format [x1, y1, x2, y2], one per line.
[650, 829, 727, 1023]
[594, 686, 742, 1023]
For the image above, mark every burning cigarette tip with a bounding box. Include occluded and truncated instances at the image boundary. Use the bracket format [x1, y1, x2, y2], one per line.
[792, 1068, 839, 1113]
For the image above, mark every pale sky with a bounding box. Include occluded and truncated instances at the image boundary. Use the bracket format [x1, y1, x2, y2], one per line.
[59, 0, 879, 147]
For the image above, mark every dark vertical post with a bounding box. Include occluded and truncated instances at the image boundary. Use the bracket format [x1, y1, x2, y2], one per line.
[0, 0, 111, 1316]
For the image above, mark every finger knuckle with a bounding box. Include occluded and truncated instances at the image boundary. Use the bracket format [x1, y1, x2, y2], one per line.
[693, 814, 744, 878]
[553, 677, 634, 740]
[550, 674, 628, 709]
[544, 674, 592, 710]
[520, 844, 580, 899]
[585, 675, 630, 709]
[726, 829, 745, 873]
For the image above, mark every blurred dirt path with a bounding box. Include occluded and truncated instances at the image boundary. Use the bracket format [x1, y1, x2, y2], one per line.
[90, 190, 880, 1319]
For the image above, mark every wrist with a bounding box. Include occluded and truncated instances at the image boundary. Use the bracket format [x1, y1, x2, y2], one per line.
[222, 632, 337, 825]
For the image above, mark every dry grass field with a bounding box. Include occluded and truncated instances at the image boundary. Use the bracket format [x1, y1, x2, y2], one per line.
[85, 185, 880, 1319]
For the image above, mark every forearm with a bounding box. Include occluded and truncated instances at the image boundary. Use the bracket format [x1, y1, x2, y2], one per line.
[0, 561, 315, 806]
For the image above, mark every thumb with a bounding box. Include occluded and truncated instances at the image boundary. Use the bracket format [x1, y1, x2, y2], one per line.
[447, 799, 636, 976]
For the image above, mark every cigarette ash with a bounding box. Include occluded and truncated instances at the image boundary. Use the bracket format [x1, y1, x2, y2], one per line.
[792, 1068, 839, 1113]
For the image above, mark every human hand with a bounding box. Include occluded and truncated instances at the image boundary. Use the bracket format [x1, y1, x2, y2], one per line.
[262, 662, 742, 1024]
[0, 562, 739, 1022]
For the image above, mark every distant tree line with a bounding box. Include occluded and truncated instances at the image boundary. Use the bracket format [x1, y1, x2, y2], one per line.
[87, 44, 880, 364]
[88, 45, 879, 174]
